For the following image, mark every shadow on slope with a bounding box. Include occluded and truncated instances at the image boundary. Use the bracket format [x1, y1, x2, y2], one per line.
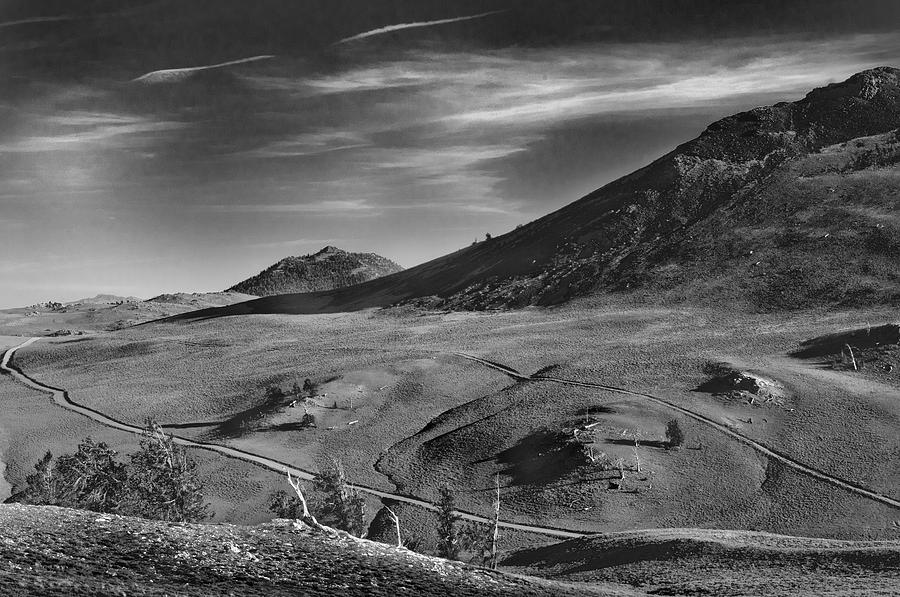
[503, 528, 900, 596]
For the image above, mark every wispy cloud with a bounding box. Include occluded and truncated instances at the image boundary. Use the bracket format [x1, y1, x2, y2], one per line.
[0, 15, 74, 29]
[206, 199, 376, 214]
[131, 55, 275, 84]
[309, 33, 900, 129]
[0, 114, 184, 154]
[241, 238, 346, 250]
[229, 132, 371, 160]
[334, 10, 506, 45]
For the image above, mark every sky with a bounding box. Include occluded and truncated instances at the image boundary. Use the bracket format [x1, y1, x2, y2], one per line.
[1, 0, 899, 307]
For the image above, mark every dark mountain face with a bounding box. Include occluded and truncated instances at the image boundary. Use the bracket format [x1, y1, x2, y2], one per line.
[226, 247, 403, 297]
[173, 67, 900, 319]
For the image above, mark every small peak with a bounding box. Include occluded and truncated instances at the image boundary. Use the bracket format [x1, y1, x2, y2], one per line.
[315, 245, 344, 256]
[804, 66, 900, 104]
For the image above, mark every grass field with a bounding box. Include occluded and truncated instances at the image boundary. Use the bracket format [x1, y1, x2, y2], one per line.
[5, 299, 898, 546]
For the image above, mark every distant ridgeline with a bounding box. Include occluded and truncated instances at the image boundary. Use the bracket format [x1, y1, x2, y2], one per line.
[227, 246, 404, 297]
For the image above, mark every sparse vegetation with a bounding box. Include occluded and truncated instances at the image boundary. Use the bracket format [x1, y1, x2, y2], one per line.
[19, 421, 209, 523]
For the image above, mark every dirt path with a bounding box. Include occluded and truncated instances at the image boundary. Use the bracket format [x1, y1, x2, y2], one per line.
[0, 338, 584, 539]
[452, 352, 900, 511]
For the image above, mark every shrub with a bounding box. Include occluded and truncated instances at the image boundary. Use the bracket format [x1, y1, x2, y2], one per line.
[313, 459, 366, 536]
[665, 419, 685, 449]
[55, 438, 127, 512]
[460, 522, 492, 566]
[21, 439, 126, 513]
[119, 421, 210, 523]
[269, 490, 308, 519]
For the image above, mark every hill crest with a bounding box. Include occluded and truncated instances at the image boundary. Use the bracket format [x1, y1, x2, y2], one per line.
[226, 247, 403, 297]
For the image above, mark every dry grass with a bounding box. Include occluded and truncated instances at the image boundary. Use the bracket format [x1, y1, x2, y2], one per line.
[6, 302, 899, 545]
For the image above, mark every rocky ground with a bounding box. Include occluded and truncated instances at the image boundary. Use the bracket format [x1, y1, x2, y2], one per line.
[0, 504, 619, 597]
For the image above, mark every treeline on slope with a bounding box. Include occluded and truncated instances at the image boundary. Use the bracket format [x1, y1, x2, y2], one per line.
[11, 421, 209, 523]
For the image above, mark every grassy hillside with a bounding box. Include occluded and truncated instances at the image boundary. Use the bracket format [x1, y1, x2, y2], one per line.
[0, 504, 613, 597]
[167, 67, 900, 319]
[226, 246, 403, 297]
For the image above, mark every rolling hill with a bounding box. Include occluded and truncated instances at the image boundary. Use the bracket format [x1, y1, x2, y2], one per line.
[226, 247, 404, 297]
[168, 67, 900, 319]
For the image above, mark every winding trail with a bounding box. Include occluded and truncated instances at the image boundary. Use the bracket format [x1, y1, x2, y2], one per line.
[451, 352, 900, 511]
[0, 338, 583, 539]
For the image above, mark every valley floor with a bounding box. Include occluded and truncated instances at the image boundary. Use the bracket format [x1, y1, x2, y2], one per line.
[1, 300, 899, 554]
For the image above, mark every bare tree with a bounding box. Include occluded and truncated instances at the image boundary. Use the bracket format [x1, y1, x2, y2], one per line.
[385, 506, 402, 547]
[490, 474, 501, 570]
[286, 470, 321, 529]
[622, 428, 643, 472]
[843, 343, 859, 371]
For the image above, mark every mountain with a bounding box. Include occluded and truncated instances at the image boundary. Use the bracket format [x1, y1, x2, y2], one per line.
[171, 67, 900, 319]
[226, 246, 404, 297]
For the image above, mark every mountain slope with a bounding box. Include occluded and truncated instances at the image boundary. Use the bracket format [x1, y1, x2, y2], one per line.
[172, 67, 900, 319]
[226, 247, 404, 297]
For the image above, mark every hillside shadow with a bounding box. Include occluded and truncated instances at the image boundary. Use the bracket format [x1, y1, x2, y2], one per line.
[496, 430, 585, 486]
[791, 323, 899, 358]
[209, 391, 294, 439]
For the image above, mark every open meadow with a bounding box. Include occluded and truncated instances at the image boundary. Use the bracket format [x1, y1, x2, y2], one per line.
[4, 298, 898, 548]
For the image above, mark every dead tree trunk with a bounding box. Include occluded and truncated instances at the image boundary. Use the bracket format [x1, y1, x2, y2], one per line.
[844, 344, 858, 371]
[490, 474, 500, 570]
[287, 471, 321, 528]
[385, 506, 402, 548]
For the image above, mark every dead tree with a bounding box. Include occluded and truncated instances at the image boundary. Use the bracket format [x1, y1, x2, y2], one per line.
[490, 474, 501, 570]
[286, 470, 321, 529]
[844, 344, 859, 371]
[385, 506, 402, 548]
[622, 429, 643, 472]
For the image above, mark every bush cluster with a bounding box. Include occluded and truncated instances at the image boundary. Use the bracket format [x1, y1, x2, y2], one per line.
[19, 421, 209, 523]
